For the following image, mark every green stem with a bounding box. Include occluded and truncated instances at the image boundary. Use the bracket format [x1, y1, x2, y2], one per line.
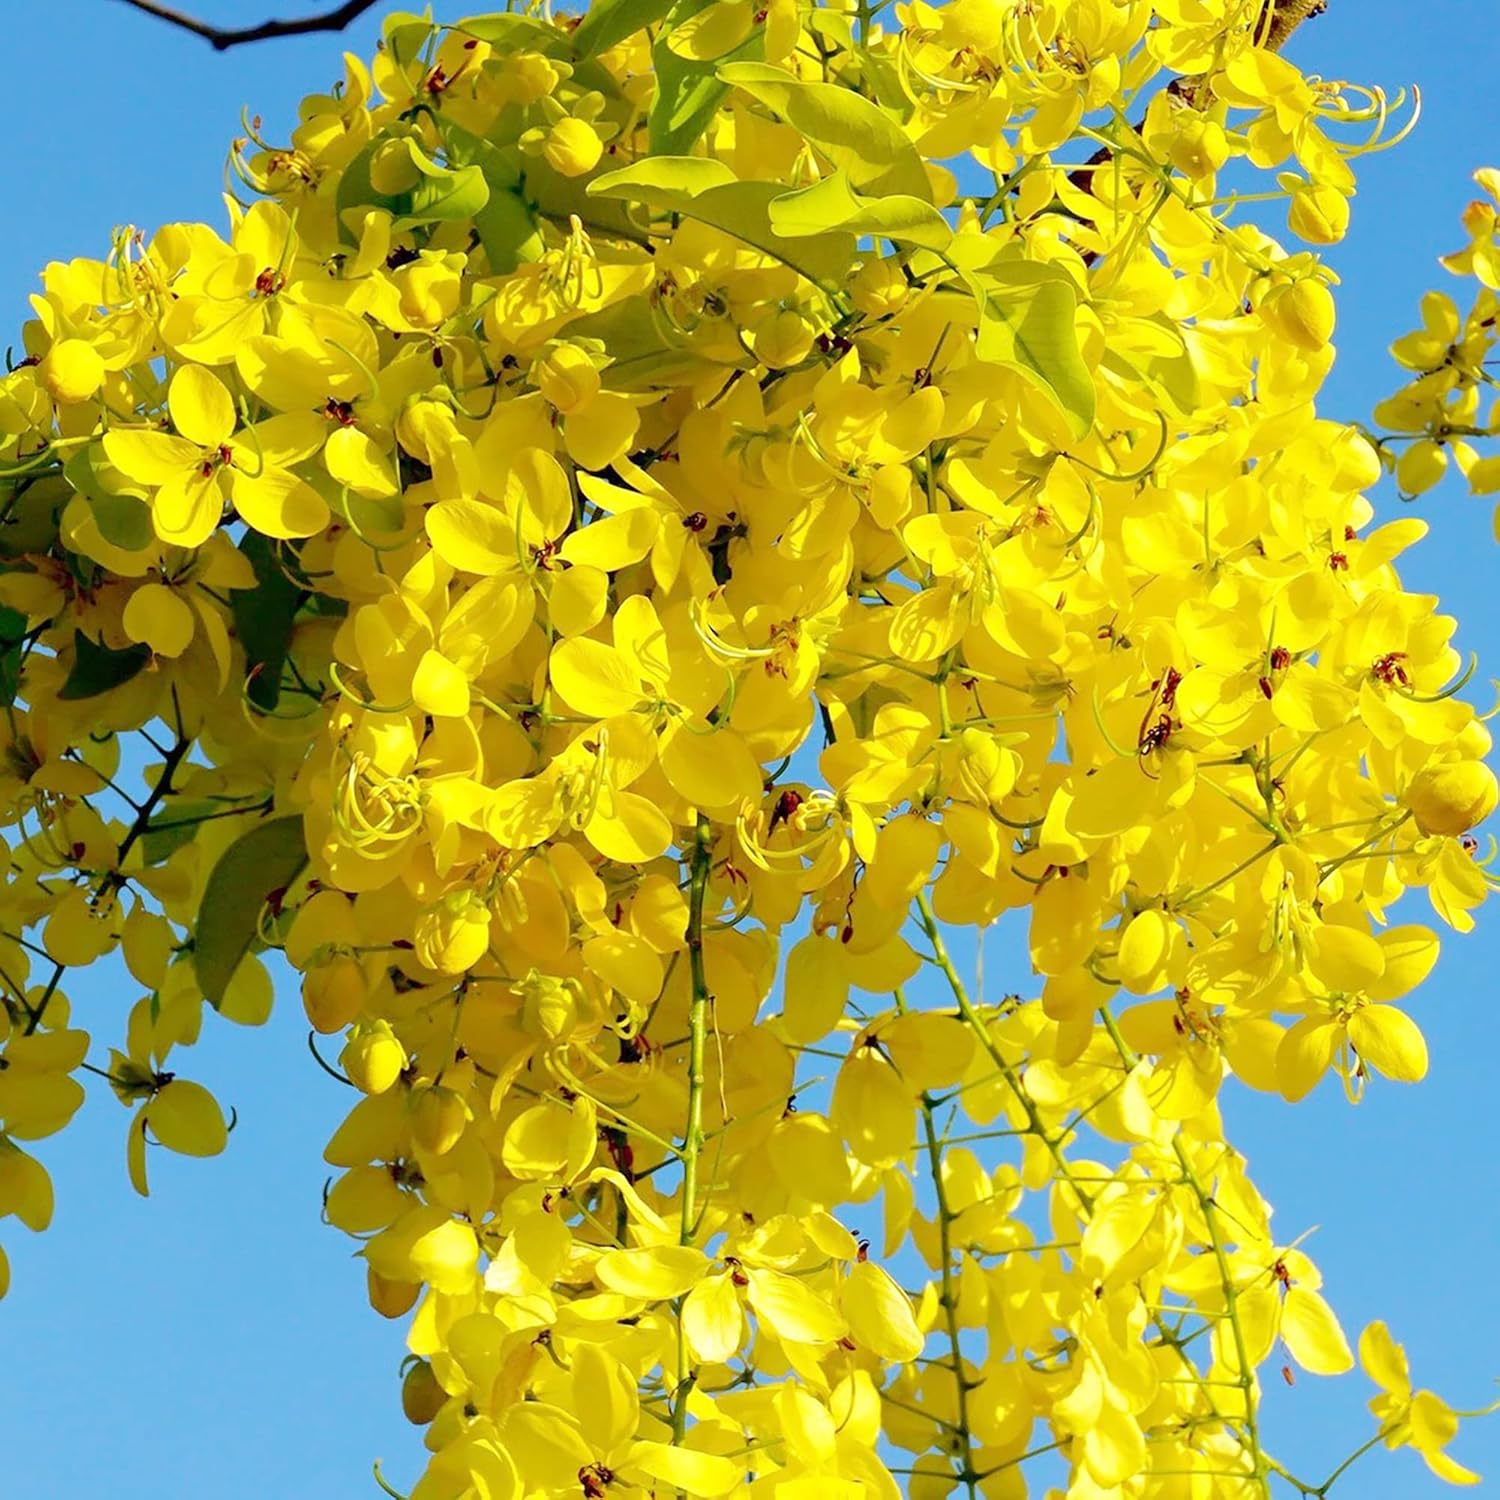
[679, 813, 713, 1247]
[919, 1093, 979, 1500]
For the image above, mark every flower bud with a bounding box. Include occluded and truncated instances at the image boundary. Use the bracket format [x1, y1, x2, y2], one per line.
[520, 970, 578, 1041]
[367, 1265, 420, 1319]
[1261, 280, 1335, 351]
[850, 256, 909, 318]
[41, 339, 105, 405]
[536, 343, 601, 413]
[413, 893, 491, 975]
[542, 118, 602, 178]
[1287, 182, 1351, 245]
[341, 1021, 407, 1095]
[753, 307, 814, 370]
[369, 137, 422, 196]
[401, 1360, 447, 1425]
[1405, 759, 1499, 837]
[1168, 117, 1229, 181]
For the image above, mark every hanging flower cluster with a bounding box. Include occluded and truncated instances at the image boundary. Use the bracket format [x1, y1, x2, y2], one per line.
[0, 2, 1493, 1496]
[1376, 166, 1500, 518]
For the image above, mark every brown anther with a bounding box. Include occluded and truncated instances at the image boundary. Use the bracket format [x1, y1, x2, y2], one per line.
[1371, 651, 1411, 688]
[253, 267, 285, 297]
[683, 511, 709, 532]
[1269, 645, 1291, 671]
[322, 396, 356, 426]
[385, 245, 420, 271]
[1328, 551, 1349, 571]
[425, 65, 449, 95]
[767, 787, 803, 835]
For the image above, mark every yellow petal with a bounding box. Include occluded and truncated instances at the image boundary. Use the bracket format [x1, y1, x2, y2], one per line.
[145, 1080, 228, 1157]
[412, 649, 471, 718]
[169, 364, 235, 446]
[102, 429, 199, 486]
[1357, 1319, 1411, 1395]
[550, 637, 643, 718]
[682, 1272, 744, 1362]
[123, 583, 196, 658]
[746, 1265, 848, 1344]
[842, 1258, 924, 1363]
[595, 1244, 709, 1299]
[230, 466, 330, 539]
[1281, 1285, 1353, 1375]
[1348, 1005, 1428, 1084]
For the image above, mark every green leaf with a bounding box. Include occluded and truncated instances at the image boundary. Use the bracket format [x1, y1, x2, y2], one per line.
[57, 629, 149, 701]
[382, 9, 435, 63]
[0, 479, 64, 558]
[92, 494, 155, 552]
[0, 602, 26, 708]
[195, 815, 307, 1009]
[400, 140, 490, 225]
[435, 117, 543, 274]
[453, 12, 573, 54]
[649, 3, 762, 156]
[588, 172, 854, 286]
[964, 263, 1096, 439]
[335, 135, 490, 242]
[768, 170, 952, 250]
[231, 532, 303, 712]
[590, 156, 738, 201]
[572, 0, 674, 58]
[141, 800, 223, 866]
[717, 61, 930, 199]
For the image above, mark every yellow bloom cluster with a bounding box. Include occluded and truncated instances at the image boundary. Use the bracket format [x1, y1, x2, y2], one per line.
[0, 2, 1492, 1495]
[1376, 167, 1500, 515]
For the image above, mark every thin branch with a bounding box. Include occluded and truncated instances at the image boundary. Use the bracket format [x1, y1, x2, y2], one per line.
[113, 0, 384, 51]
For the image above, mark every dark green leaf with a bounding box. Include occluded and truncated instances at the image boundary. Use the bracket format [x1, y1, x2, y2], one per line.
[195, 815, 307, 1009]
[57, 630, 150, 701]
[0, 477, 65, 558]
[231, 532, 303, 711]
[0, 602, 26, 708]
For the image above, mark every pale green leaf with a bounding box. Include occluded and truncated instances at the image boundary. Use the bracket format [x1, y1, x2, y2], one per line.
[964, 263, 1095, 438]
[769, 170, 952, 250]
[717, 61, 930, 199]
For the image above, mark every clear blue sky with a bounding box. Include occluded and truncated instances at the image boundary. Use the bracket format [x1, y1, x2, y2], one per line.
[3, 3, 1499, 1497]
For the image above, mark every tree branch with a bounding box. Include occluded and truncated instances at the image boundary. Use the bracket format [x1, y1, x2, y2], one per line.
[113, 0, 383, 51]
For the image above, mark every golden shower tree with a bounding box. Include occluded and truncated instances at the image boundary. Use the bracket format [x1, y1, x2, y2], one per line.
[1, 0, 1496, 1495]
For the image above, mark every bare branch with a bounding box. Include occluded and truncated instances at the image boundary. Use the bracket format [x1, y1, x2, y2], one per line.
[113, 0, 384, 51]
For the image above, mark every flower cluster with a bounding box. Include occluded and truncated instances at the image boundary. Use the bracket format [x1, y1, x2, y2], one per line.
[0, 2, 1492, 1496]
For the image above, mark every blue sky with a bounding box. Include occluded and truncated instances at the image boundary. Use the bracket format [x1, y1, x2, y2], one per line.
[4, 2, 1500, 1496]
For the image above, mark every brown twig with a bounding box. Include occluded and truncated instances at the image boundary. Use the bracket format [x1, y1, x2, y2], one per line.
[113, 0, 384, 50]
